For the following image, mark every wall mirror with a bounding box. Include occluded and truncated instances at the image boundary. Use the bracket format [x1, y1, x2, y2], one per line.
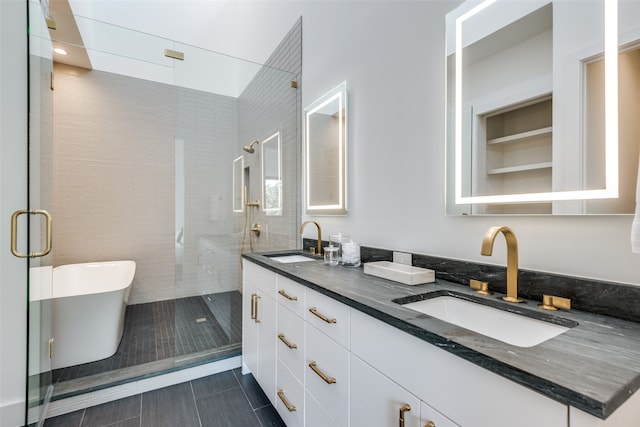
[232, 155, 244, 213]
[262, 131, 282, 216]
[305, 81, 347, 215]
[445, 0, 640, 215]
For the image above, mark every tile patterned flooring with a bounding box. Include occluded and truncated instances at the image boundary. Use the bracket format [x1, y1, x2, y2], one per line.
[44, 368, 286, 427]
[53, 292, 242, 384]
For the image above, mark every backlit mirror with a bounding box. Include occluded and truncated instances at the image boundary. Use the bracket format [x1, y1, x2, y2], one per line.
[446, 0, 640, 215]
[262, 131, 282, 216]
[305, 81, 347, 215]
[232, 155, 244, 213]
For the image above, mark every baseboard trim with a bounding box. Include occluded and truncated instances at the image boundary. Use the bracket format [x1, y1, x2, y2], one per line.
[45, 355, 241, 419]
[1, 399, 26, 427]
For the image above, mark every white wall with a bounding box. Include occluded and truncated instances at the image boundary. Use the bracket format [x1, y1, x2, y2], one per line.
[229, 0, 639, 286]
[0, 0, 28, 425]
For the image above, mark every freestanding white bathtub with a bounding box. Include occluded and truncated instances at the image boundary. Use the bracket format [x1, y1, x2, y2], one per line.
[51, 261, 136, 370]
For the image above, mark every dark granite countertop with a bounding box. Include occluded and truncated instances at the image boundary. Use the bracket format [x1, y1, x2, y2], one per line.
[243, 251, 640, 420]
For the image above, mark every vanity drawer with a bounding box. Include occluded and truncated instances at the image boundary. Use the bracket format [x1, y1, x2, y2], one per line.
[305, 288, 350, 348]
[305, 323, 349, 426]
[276, 360, 304, 427]
[243, 260, 276, 296]
[277, 275, 306, 318]
[277, 302, 305, 381]
[305, 390, 340, 427]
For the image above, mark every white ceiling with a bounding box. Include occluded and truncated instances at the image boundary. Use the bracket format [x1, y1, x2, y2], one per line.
[47, 0, 298, 96]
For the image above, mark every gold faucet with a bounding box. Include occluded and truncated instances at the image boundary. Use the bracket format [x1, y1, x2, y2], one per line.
[300, 220, 322, 255]
[481, 226, 522, 303]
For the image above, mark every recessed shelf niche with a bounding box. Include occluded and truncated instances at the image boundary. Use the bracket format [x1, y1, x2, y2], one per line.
[479, 96, 552, 214]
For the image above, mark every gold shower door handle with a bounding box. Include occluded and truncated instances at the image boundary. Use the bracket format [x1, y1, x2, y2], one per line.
[11, 209, 52, 258]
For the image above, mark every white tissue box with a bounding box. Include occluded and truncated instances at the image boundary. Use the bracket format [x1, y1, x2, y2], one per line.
[364, 261, 435, 285]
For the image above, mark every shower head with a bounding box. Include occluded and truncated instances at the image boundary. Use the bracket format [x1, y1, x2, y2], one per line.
[243, 140, 260, 154]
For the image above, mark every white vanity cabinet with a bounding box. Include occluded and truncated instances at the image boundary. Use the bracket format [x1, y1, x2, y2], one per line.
[243, 260, 578, 427]
[304, 288, 350, 427]
[350, 309, 567, 427]
[242, 260, 277, 406]
[350, 354, 423, 427]
[351, 353, 461, 427]
[275, 277, 307, 426]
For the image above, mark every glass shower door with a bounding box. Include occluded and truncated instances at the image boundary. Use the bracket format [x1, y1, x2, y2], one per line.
[26, 0, 55, 425]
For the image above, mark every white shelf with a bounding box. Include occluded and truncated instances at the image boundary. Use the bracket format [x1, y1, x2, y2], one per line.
[487, 126, 552, 145]
[487, 162, 552, 175]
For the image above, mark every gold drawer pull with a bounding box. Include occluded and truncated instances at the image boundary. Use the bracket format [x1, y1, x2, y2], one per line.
[250, 294, 257, 320]
[399, 403, 411, 427]
[424, 422, 436, 427]
[278, 289, 298, 301]
[308, 361, 336, 384]
[309, 307, 336, 324]
[251, 294, 260, 323]
[277, 389, 297, 412]
[278, 333, 298, 349]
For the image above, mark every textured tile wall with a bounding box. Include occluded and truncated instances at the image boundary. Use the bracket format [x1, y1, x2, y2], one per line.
[51, 18, 301, 303]
[237, 17, 302, 254]
[52, 64, 239, 304]
[52, 63, 176, 303]
[175, 87, 239, 298]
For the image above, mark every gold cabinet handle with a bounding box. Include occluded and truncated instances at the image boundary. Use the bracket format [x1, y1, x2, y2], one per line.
[278, 289, 298, 301]
[11, 209, 52, 258]
[254, 295, 261, 323]
[309, 307, 336, 324]
[278, 333, 298, 349]
[277, 390, 297, 412]
[308, 361, 336, 384]
[424, 422, 436, 427]
[250, 294, 257, 320]
[399, 403, 411, 427]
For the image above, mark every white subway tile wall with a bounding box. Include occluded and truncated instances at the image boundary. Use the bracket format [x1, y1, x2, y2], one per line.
[51, 18, 302, 304]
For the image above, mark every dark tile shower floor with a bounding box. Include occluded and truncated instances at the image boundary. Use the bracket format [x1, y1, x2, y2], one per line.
[52, 291, 242, 385]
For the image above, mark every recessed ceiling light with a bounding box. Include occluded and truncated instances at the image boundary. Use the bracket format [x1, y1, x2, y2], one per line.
[53, 48, 68, 55]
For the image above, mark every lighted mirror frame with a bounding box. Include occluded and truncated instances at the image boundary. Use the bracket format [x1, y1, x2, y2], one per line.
[262, 131, 282, 216]
[304, 81, 347, 215]
[453, 0, 619, 205]
[232, 155, 244, 213]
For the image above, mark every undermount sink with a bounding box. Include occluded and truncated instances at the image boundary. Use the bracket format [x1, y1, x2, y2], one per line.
[268, 254, 315, 263]
[399, 293, 575, 348]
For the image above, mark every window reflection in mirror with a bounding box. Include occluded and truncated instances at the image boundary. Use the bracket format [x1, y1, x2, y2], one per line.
[232, 155, 244, 213]
[262, 131, 282, 216]
[445, 0, 640, 215]
[305, 81, 347, 215]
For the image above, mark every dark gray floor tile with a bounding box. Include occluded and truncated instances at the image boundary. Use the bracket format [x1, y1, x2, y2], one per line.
[82, 395, 140, 426]
[196, 387, 260, 427]
[232, 370, 270, 410]
[43, 409, 84, 427]
[105, 417, 140, 427]
[255, 404, 286, 427]
[141, 382, 200, 427]
[191, 370, 239, 400]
